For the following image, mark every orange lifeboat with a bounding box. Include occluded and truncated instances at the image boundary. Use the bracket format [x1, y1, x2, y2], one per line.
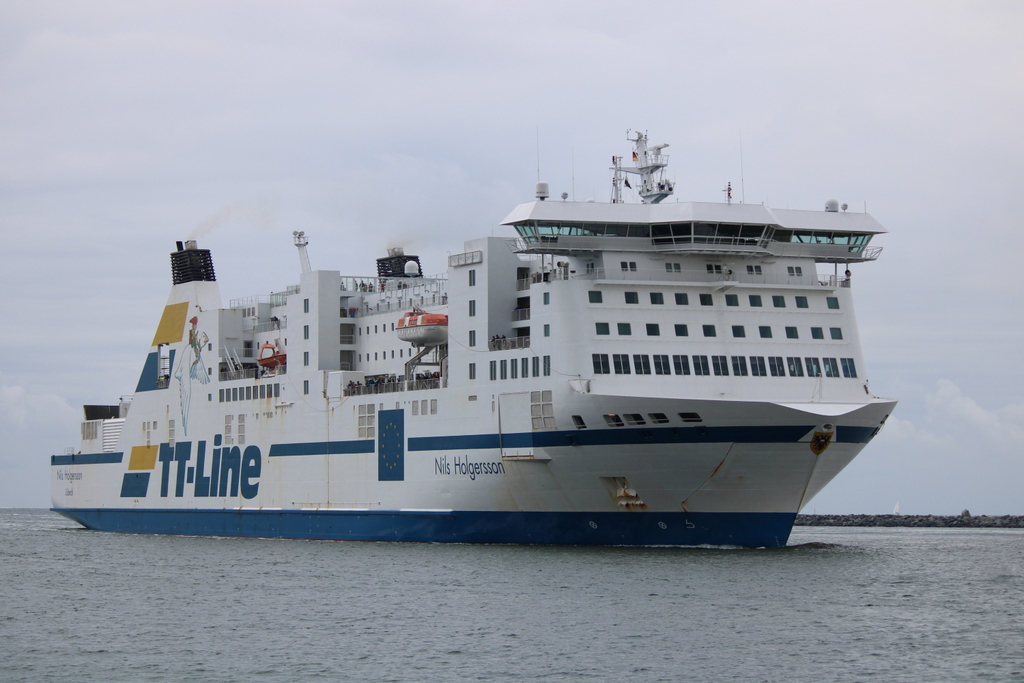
[257, 343, 287, 368]
[396, 308, 448, 346]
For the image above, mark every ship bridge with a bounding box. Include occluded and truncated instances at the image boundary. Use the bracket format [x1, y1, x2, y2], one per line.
[501, 200, 885, 264]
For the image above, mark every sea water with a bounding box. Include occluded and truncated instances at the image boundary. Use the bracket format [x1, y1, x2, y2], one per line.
[1, 509, 1021, 682]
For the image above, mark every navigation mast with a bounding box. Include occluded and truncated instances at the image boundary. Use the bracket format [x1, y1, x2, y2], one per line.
[610, 131, 675, 204]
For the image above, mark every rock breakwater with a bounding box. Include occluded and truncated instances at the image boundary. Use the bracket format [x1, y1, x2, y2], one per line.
[795, 514, 1024, 528]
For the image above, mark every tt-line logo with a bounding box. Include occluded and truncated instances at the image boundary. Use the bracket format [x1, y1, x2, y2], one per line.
[122, 434, 262, 499]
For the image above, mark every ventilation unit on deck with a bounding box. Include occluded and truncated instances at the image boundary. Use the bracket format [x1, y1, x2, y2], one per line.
[170, 240, 216, 284]
[376, 247, 422, 278]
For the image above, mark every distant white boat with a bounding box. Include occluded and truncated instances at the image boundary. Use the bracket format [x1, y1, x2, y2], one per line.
[893, 501, 900, 515]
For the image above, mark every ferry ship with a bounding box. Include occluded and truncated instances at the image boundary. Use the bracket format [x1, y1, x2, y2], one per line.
[51, 132, 895, 547]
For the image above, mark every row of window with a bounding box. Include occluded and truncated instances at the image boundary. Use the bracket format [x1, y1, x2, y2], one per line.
[473, 356, 553, 380]
[590, 290, 840, 310]
[592, 353, 858, 378]
[596, 322, 843, 340]
[219, 383, 282, 403]
[587, 411, 703, 428]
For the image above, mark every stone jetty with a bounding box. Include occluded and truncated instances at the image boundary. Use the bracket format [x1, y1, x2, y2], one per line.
[795, 513, 1024, 528]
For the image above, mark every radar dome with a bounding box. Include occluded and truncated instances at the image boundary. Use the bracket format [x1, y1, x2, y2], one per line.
[536, 181, 549, 200]
[404, 260, 420, 276]
[825, 199, 839, 212]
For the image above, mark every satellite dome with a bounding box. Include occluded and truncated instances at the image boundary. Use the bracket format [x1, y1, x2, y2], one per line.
[825, 199, 839, 212]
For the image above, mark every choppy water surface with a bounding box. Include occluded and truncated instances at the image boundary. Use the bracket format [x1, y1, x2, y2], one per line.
[1, 509, 1022, 682]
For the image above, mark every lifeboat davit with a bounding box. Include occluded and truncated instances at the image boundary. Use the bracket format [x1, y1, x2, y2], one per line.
[396, 308, 448, 346]
[257, 343, 287, 368]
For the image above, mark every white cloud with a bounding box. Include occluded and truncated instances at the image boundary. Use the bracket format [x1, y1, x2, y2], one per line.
[925, 379, 1024, 444]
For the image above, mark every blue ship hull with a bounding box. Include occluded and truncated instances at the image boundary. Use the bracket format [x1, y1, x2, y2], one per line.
[53, 508, 796, 547]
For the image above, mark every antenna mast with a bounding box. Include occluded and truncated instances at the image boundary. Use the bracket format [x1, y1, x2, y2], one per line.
[610, 131, 675, 204]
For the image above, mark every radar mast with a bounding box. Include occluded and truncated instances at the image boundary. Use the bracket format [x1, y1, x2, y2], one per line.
[611, 131, 675, 204]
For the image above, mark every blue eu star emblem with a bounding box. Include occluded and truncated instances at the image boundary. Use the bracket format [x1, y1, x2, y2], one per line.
[377, 409, 404, 481]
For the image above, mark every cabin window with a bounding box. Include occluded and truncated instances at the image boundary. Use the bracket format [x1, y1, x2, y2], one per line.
[823, 358, 840, 377]
[830, 327, 843, 340]
[572, 415, 587, 429]
[650, 292, 664, 305]
[469, 330, 476, 347]
[786, 327, 799, 339]
[769, 357, 785, 376]
[489, 361, 497, 380]
[702, 325, 716, 337]
[543, 292, 550, 305]
[595, 322, 610, 335]
[675, 293, 689, 305]
[303, 298, 309, 313]
[732, 356, 749, 376]
[674, 324, 688, 337]
[787, 357, 804, 377]
[805, 358, 822, 377]
[749, 295, 763, 307]
[633, 355, 651, 375]
[725, 294, 739, 306]
[759, 326, 773, 338]
[750, 356, 767, 376]
[746, 265, 762, 275]
[795, 296, 809, 309]
[788, 266, 803, 277]
[624, 292, 639, 304]
[653, 355, 670, 375]
[469, 269, 476, 286]
[613, 354, 631, 374]
[543, 324, 550, 337]
[646, 324, 660, 336]
[673, 355, 691, 375]
[827, 297, 840, 310]
[841, 358, 858, 377]
[712, 356, 729, 376]
[617, 323, 632, 335]
[303, 325, 309, 340]
[469, 300, 476, 317]
[732, 325, 745, 338]
[588, 291, 603, 303]
[592, 354, 610, 374]
[543, 356, 551, 376]
[700, 294, 713, 306]
[604, 414, 624, 427]
[811, 327, 825, 340]
[693, 355, 710, 376]
[773, 296, 786, 308]
[469, 363, 476, 380]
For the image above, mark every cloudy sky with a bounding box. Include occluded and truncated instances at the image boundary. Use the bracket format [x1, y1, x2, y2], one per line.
[2, 1, 1022, 513]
